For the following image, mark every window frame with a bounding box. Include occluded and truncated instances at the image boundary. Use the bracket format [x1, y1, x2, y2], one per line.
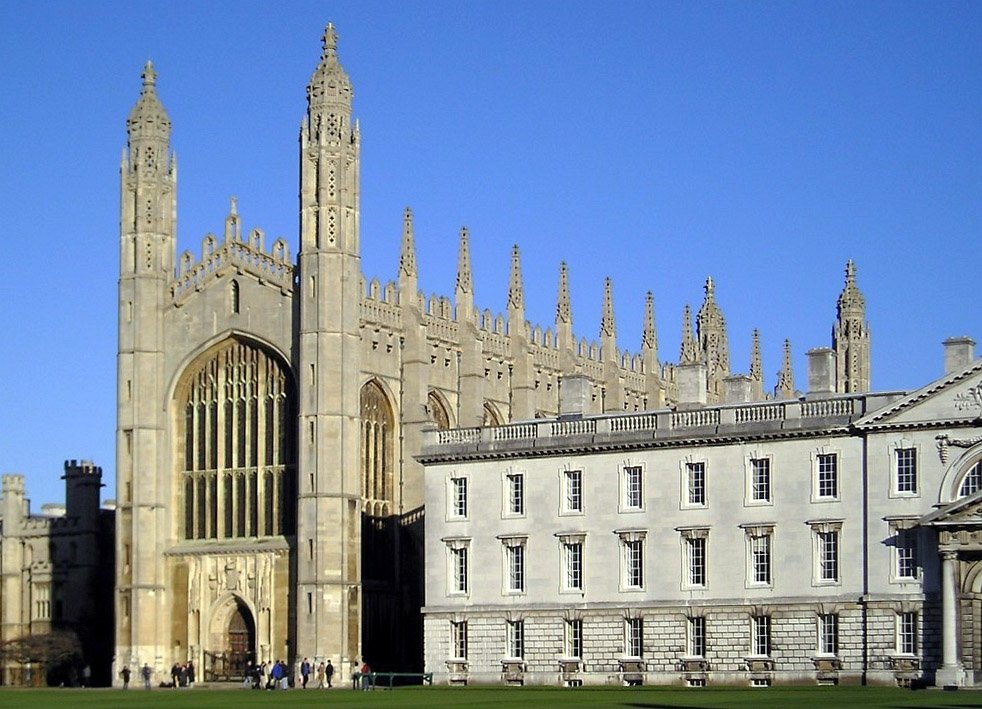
[746, 456, 772, 505]
[451, 619, 468, 660]
[504, 471, 525, 517]
[616, 530, 646, 591]
[814, 452, 839, 501]
[449, 475, 469, 520]
[686, 616, 706, 658]
[506, 619, 525, 660]
[808, 520, 843, 586]
[564, 618, 583, 659]
[562, 468, 584, 515]
[625, 616, 644, 658]
[622, 464, 644, 512]
[751, 615, 771, 657]
[897, 611, 918, 655]
[445, 540, 470, 596]
[561, 537, 584, 593]
[817, 613, 839, 656]
[681, 460, 708, 509]
[892, 446, 918, 497]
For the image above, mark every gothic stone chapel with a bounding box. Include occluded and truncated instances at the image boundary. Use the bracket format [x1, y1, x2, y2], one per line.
[115, 25, 872, 680]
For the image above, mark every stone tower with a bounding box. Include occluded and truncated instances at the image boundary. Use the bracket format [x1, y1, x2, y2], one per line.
[833, 260, 871, 393]
[115, 61, 176, 669]
[296, 22, 363, 665]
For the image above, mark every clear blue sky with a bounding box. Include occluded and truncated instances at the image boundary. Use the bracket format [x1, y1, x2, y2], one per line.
[1, 1, 979, 506]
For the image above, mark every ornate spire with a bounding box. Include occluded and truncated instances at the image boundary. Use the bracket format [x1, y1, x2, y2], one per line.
[836, 259, 865, 318]
[642, 292, 657, 351]
[126, 60, 171, 144]
[833, 259, 871, 393]
[600, 277, 616, 339]
[556, 262, 571, 325]
[398, 207, 417, 279]
[680, 305, 698, 364]
[455, 226, 472, 294]
[776, 339, 795, 399]
[307, 22, 352, 126]
[224, 196, 241, 242]
[749, 329, 763, 400]
[507, 245, 524, 312]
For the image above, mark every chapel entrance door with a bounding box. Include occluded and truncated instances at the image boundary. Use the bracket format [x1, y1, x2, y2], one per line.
[227, 604, 255, 678]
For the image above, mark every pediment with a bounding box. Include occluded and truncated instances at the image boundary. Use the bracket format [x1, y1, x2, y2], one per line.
[920, 488, 982, 528]
[856, 360, 982, 429]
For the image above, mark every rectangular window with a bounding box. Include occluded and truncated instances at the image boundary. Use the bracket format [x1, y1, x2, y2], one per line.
[451, 620, 468, 659]
[686, 462, 706, 506]
[564, 542, 583, 591]
[507, 620, 524, 659]
[899, 612, 917, 655]
[897, 529, 918, 579]
[687, 537, 706, 587]
[752, 615, 771, 656]
[751, 534, 772, 585]
[624, 539, 644, 589]
[818, 614, 838, 655]
[625, 617, 644, 658]
[565, 619, 583, 658]
[687, 616, 706, 657]
[452, 547, 469, 593]
[564, 470, 583, 512]
[451, 477, 468, 518]
[507, 473, 524, 515]
[751, 458, 771, 502]
[624, 466, 642, 509]
[896, 448, 917, 494]
[507, 544, 525, 592]
[817, 453, 838, 499]
[818, 530, 839, 582]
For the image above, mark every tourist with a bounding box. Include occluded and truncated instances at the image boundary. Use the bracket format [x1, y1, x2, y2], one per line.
[121, 665, 131, 689]
[326, 659, 334, 688]
[141, 663, 152, 690]
[316, 661, 325, 688]
[360, 660, 371, 691]
[300, 657, 310, 688]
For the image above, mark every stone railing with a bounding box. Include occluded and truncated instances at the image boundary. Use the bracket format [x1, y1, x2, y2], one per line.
[424, 395, 866, 452]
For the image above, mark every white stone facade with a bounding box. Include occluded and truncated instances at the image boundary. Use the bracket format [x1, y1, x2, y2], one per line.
[421, 350, 982, 687]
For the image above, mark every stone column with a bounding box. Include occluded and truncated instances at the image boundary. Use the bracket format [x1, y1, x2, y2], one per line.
[936, 550, 965, 687]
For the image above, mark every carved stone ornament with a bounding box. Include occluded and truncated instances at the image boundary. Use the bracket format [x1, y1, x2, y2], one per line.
[935, 433, 982, 463]
[953, 380, 982, 413]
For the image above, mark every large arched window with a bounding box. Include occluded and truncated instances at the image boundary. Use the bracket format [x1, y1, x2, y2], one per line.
[179, 338, 294, 540]
[958, 461, 982, 498]
[361, 380, 394, 515]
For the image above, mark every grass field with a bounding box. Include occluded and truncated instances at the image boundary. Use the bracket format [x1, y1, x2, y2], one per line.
[0, 685, 978, 709]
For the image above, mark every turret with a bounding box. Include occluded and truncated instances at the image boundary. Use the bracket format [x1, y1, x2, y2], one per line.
[1, 474, 27, 527]
[833, 260, 870, 393]
[63, 459, 102, 530]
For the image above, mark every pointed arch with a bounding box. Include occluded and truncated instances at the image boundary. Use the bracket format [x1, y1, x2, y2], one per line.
[360, 379, 394, 511]
[427, 390, 453, 431]
[174, 336, 295, 540]
[483, 401, 504, 427]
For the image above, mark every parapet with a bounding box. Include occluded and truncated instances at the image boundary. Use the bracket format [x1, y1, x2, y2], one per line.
[63, 459, 102, 479]
[2, 473, 25, 494]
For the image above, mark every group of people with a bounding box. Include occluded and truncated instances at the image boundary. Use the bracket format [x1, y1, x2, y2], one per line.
[169, 661, 196, 688]
[242, 658, 336, 689]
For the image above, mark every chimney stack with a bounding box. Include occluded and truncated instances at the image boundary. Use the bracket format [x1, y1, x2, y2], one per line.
[943, 337, 976, 374]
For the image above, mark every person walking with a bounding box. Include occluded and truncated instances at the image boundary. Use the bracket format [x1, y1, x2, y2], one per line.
[141, 663, 152, 690]
[360, 660, 371, 691]
[268, 660, 281, 690]
[187, 660, 195, 687]
[300, 657, 310, 688]
[121, 666, 131, 689]
[316, 661, 325, 688]
[326, 659, 334, 688]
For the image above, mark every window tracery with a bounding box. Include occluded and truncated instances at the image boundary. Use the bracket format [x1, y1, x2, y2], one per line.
[361, 380, 394, 515]
[180, 339, 294, 540]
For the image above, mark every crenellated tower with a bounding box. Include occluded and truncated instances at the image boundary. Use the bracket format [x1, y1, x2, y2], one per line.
[116, 60, 176, 673]
[833, 260, 871, 393]
[296, 23, 363, 667]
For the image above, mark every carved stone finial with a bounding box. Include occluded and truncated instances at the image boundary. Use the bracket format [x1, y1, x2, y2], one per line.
[776, 338, 795, 399]
[398, 207, 417, 279]
[507, 245, 524, 312]
[322, 23, 338, 59]
[455, 226, 472, 295]
[141, 60, 157, 90]
[229, 196, 238, 216]
[600, 277, 615, 339]
[556, 262, 571, 325]
[642, 291, 657, 351]
[750, 329, 762, 381]
[680, 306, 698, 364]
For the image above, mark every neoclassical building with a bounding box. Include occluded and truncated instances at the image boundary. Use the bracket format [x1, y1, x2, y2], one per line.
[420, 340, 982, 687]
[114, 24, 877, 682]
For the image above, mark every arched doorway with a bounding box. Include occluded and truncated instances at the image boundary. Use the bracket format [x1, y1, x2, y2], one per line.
[204, 598, 255, 681]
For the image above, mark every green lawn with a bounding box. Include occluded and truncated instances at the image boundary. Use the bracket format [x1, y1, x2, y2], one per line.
[0, 686, 978, 709]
